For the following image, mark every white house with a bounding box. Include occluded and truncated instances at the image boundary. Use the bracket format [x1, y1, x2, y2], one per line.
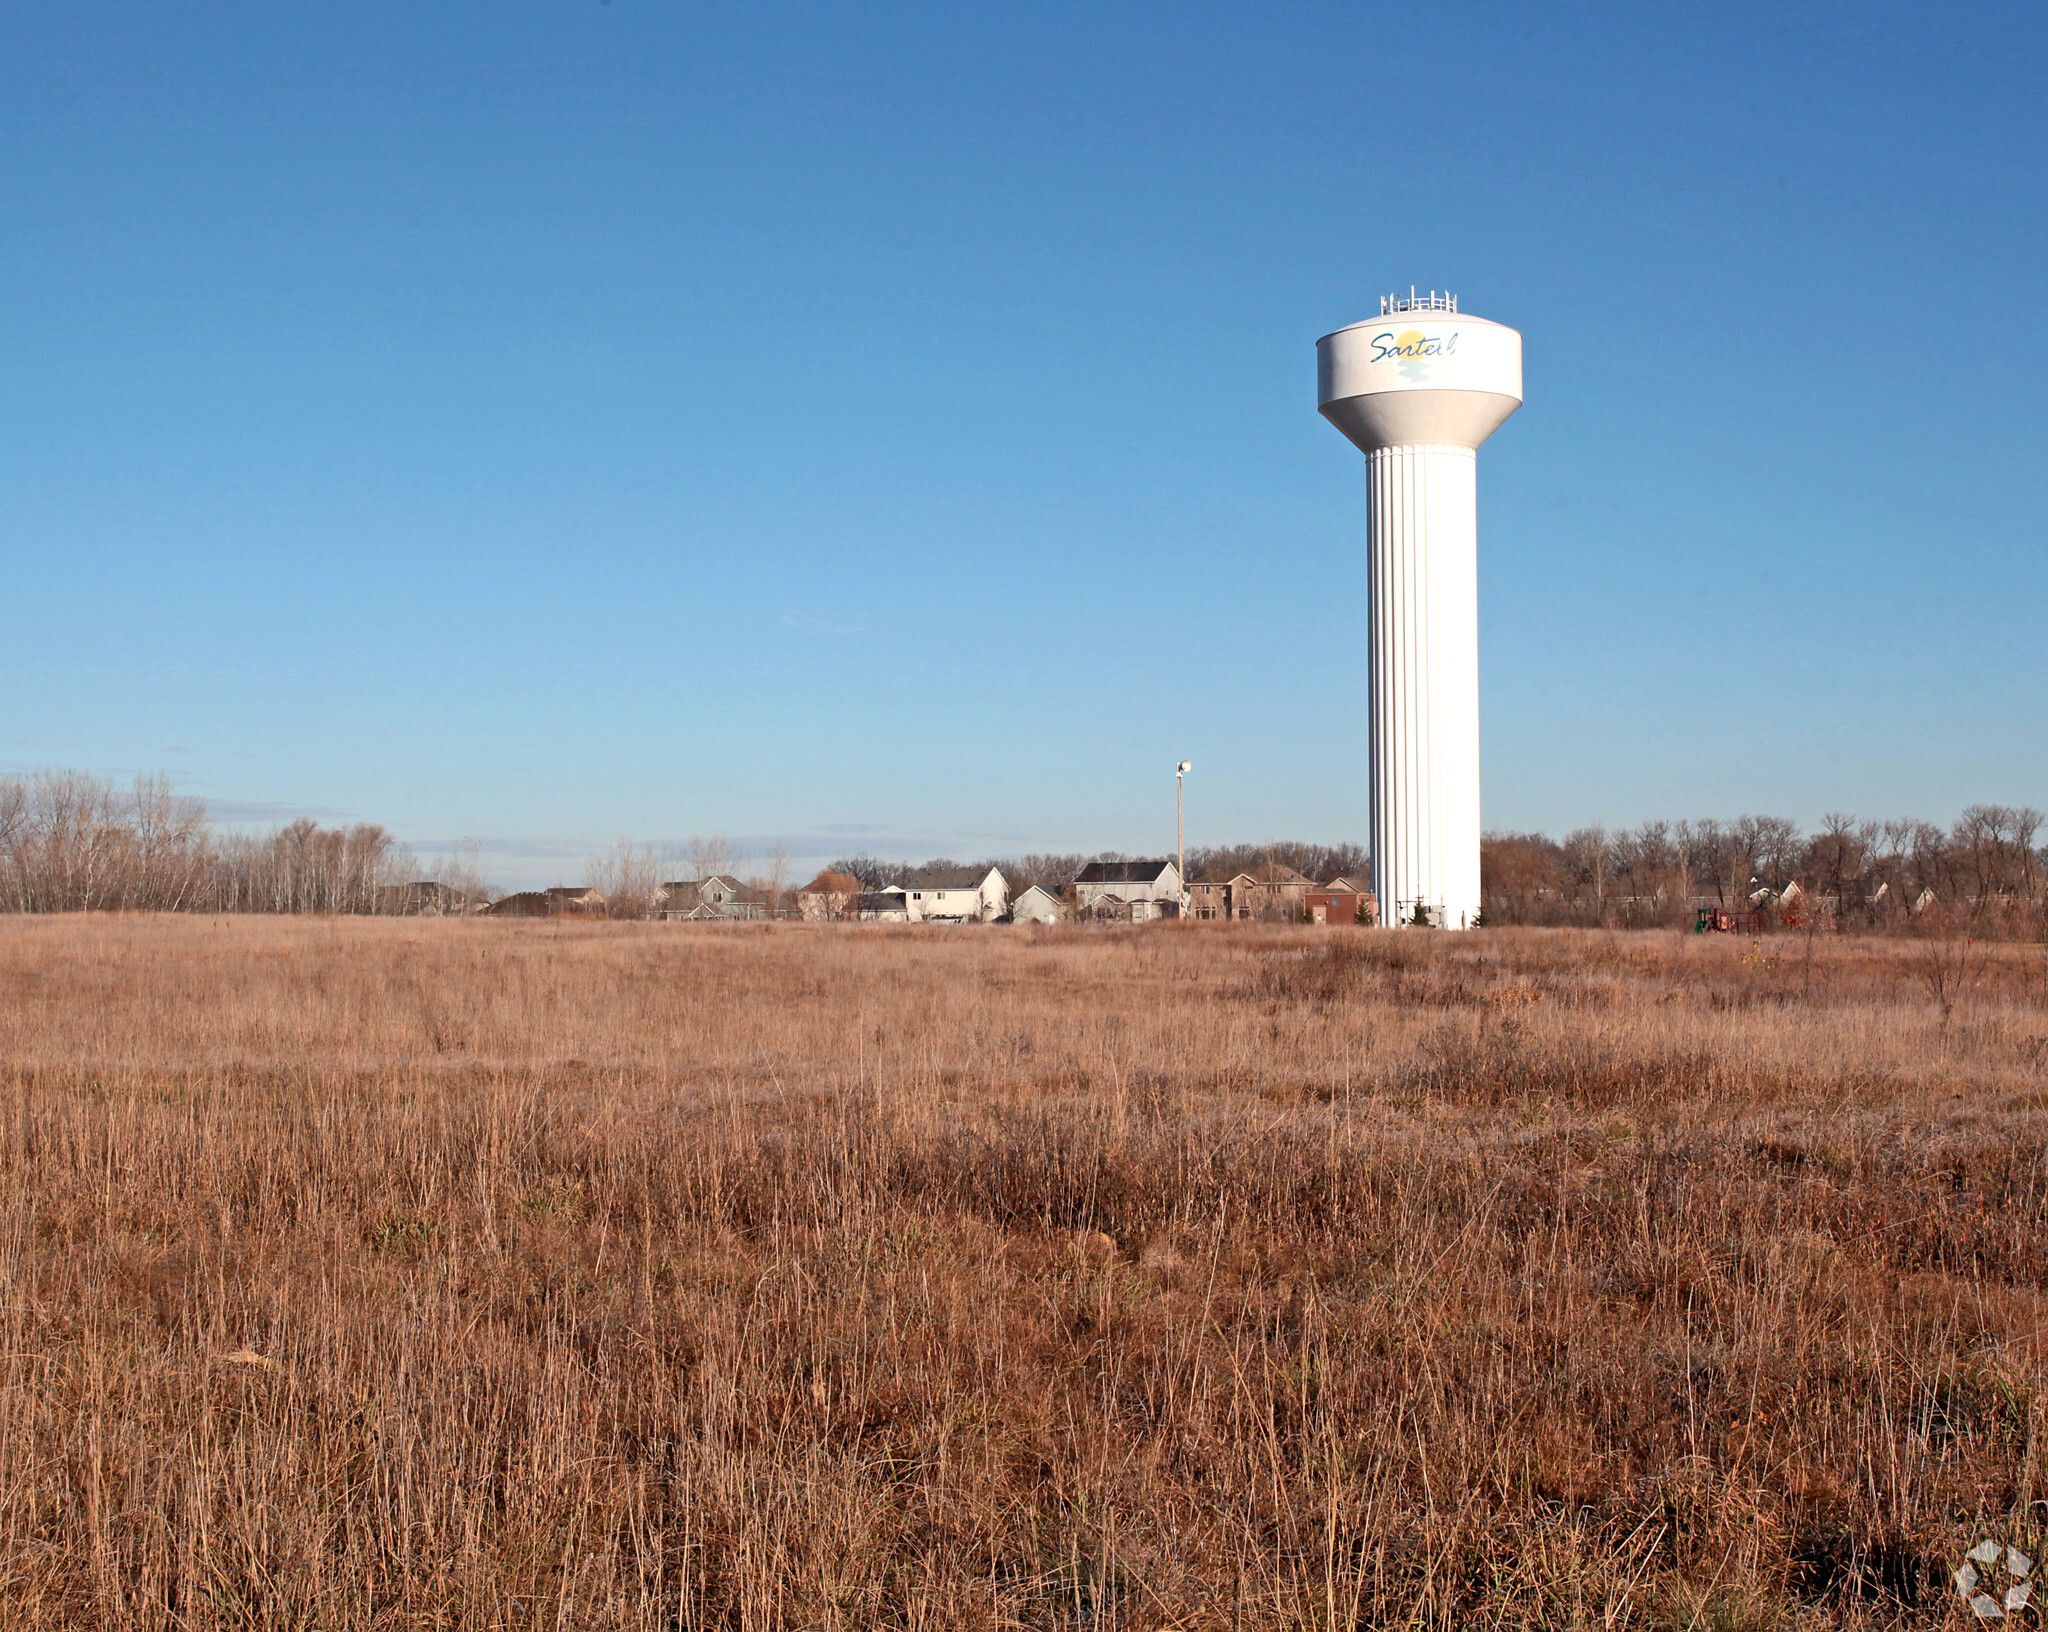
[855, 890, 910, 923]
[1011, 884, 1068, 925]
[883, 865, 1009, 923]
[1073, 859, 1182, 923]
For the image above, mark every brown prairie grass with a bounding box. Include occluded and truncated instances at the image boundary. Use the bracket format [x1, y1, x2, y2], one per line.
[3, 916, 2047, 1629]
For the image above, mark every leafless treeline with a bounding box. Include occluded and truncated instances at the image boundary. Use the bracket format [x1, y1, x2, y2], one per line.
[1183, 840, 1370, 883]
[1484, 805, 2047, 930]
[0, 771, 423, 914]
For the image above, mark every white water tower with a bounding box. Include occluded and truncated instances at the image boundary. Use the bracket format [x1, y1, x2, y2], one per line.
[1318, 290, 1522, 929]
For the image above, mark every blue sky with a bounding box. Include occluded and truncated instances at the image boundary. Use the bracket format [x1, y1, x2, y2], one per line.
[5, 1, 2043, 887]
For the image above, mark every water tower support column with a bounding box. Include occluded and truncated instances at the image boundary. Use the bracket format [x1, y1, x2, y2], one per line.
[1366, 443, 1480, 929]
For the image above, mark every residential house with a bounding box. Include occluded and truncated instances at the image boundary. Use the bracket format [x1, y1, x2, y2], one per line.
[488, 886, 605, 918]
[1011, 884, 1069, 925]
[376, 881, 485, 916]
[1188, 864, 1315, 921]
[1187, 872, 1243, 921]
[855, 890, 911, 923]
[796, 869, 861, 921]
[1243, 864, 1315, 918]
[1304, 878, 1376, 926]
[1072, 859, 1182, 923]
[657, 876, 766, 921]
[886, 864, 1009, 923]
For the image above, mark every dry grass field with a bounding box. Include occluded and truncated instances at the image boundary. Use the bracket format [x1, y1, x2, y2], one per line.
[3, 916, 2047, 1629]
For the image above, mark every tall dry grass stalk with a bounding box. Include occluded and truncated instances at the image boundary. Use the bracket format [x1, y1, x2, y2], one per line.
[2, 918, 2046, 1628]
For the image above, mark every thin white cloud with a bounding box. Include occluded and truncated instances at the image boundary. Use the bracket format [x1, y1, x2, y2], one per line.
[409, 836, 590, 859]
[412, 830, 1034, 872]
[204, 799, 353, 823]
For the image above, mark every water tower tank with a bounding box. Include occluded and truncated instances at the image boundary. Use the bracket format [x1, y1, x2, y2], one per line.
[1317, 291, 1522, 929]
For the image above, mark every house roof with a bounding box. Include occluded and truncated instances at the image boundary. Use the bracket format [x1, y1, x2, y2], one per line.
[1319, 877, 1369, 893]
[660, 876, 749, 895]
[798, 869, 861, 896]
[1074, 859, 1175, 885]
[892, 864, 1003, 890]
[1014, 883, 1062, 900]
[1194, 870, 1256, 886]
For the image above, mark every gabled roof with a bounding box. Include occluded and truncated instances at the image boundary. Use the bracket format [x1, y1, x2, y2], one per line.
[892, 864, 1004, 890]
[1014, 883, 1063, 900]
[1194, 870, 1256, 887]
[1320, 876, 1369, 893]
[798, 869, 861, 896]
[1075, 859, 1175, 885]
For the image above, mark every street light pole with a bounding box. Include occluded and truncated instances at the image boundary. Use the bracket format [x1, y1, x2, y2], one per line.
[1176, 761, 1191, 917]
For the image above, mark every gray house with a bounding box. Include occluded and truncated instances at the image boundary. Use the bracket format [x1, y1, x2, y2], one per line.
[1073, 859, 1182, 923]
[1011, 884, 1069, 925]
[658, 876, 767, 921]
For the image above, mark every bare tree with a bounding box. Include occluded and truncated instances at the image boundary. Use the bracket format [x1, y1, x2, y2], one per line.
[1671, 818, 1698, 906]
[683, 834, 745, 884]
[428, 840, 493, 911]
[1804, 813, 1871, 922]
[128, 774, 210, 911]
[1481, 831, 1569, 922]
[1952, 804, 2045, 908]
[1001, 854, 1092, 892]
[586, 839, 665, 919]
[1562, 825, 1611, 905]
[210, 818, 406, 914]
[1736, 816, 1802, 894]
[1613, 821, 1672, 902]
[1182, 841, 1369, 884]
[0, 776, 27, 912]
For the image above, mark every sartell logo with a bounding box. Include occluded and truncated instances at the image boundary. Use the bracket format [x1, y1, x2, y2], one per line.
[1369, 328, 1459, 383]
[1957, 1539, 2034, 1620]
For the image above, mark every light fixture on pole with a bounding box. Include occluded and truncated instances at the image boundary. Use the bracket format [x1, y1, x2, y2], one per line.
[1176, 761, 1191, 917]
